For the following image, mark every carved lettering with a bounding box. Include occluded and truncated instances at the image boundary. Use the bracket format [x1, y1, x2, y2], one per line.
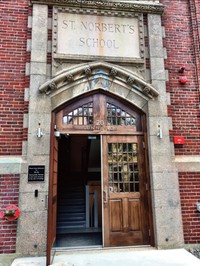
[79, 38, 119, 49]
[62, 20, 76, 30]
[57, 12, 141, 59]
[79, 21, 135, 34]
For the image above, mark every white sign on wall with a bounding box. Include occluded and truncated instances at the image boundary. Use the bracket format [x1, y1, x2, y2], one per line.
[56, 12, 141, 60]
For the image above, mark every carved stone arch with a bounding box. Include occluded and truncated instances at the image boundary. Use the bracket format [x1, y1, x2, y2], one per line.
[39, 61, 159, 112]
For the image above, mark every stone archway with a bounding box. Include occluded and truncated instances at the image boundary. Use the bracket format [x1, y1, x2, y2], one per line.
[44, 62, 158, 264]
[39, 61, 159, 112]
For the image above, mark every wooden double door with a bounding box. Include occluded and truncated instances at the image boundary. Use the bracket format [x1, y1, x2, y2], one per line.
[47, 92, 152, 265]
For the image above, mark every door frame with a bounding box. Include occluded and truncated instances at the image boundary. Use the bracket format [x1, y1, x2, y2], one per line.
[47, 92, 154, 264]
[47, 115, 58, 266]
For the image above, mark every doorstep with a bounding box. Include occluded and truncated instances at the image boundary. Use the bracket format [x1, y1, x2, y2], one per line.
[10, 248, 200, 266]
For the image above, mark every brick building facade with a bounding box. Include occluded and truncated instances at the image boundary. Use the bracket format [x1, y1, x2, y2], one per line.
[0, 0, 199, 262]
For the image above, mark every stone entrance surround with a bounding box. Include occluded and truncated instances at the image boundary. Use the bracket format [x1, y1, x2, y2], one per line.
[15, 1, 184, 255]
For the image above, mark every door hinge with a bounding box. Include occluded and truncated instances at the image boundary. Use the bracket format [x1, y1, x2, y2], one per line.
[143, 142, 145, 149]
[146, 183, 148, 191]
[149, 229, 151, 237]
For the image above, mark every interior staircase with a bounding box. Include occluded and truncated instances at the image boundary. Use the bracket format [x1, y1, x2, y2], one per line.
[56, 175, 86, 234]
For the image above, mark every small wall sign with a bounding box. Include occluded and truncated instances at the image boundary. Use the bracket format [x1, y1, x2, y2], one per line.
[28, 165, 45, 182]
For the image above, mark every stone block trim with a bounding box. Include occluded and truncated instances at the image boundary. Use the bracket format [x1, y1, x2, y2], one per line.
[179, 172, 200, 244]
[0, 174, 20, 253]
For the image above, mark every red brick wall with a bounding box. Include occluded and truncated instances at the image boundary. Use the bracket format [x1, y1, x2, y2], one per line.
[179, 172, 200, 244]
[0, 1, 29, 155]
[0, 174, 20, 253]
[161, 0, 200, 156]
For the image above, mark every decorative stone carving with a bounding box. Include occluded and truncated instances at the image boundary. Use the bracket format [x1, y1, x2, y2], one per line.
[84, 66, 92, 76]
[65, 73, 74, 82]
[143, 86, 156, 97]
[127, 76, 135, 85]
[31, 0, 164, 14]
[91, 76, 111, 91]
[49, 81, 57, 90]
[143, 86, 151, 94]
[110, 68, 118, 77]
[43, 81, 58, 94]
[52, 6, 145, 64]
[53, 59, 63, 68]
[39, 62, 159, 99]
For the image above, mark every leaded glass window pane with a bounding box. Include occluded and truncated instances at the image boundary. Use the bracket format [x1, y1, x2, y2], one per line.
[107, 103, 136, 126]
[63, 102, 93, 125]
[108, 143, 139, 193]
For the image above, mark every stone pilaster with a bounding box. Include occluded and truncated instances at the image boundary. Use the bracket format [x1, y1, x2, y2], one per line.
[16, 4, 51, 254]
[147, 14, 184, 248]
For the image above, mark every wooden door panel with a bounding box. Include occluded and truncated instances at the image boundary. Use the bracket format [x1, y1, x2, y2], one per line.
[103, 135, 150, 247]
[129, 199, 141, 231]
[110, 200, 122, 232]
[109, 198, 142, 232]
[110, 231, 143, 246]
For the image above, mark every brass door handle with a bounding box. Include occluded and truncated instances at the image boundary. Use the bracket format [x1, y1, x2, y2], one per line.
[103, 188, 108, 204]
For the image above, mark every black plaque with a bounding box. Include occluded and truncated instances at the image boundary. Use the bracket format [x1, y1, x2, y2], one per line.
[28, 165, 45, 182]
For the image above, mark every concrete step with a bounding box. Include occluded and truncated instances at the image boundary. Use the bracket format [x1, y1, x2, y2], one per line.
[10, 249, 200, 266]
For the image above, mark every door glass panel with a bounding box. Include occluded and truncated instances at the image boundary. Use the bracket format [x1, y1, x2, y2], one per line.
[63, 102, 93, 125]
[108, 143, 139, 192]
[107, 103, 136, 126]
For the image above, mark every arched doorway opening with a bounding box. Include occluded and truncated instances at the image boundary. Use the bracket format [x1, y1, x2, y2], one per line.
[47, 90, 154, 263]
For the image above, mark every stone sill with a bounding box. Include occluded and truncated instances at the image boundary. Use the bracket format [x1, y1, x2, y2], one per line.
[0, 156, 23, 174]
[174, 155, 200, 172]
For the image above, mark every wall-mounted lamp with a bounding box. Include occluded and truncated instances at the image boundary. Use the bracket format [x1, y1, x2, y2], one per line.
[54, 130, 61, 138]
[157, 125, 163, 139]
[37, 123, 43, 138]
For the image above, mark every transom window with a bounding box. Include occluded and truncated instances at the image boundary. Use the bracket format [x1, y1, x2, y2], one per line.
[63, 102, 93, 125]
[107, 102, 136, 126]
[108, 143, 139, 193]
[57, 93, 143, 133]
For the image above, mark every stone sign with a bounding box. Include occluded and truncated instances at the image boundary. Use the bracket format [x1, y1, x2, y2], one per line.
[56, 12, 140, 59]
